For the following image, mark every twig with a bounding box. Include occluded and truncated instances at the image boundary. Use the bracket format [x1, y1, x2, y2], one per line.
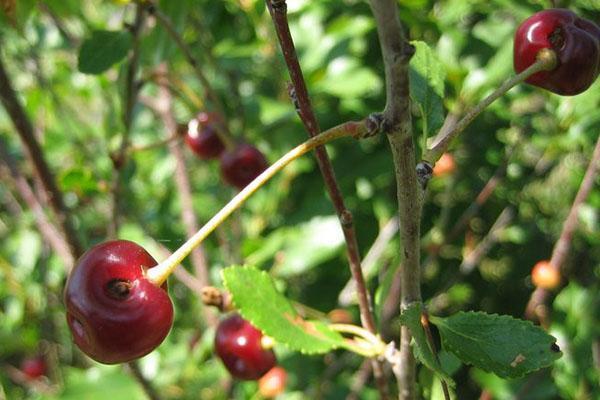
[459, 207, 515, 273]
[339, 216, 399, 306]
[525, 134, 600, 322]
[425, 50, 557, 163]
[265, 2, 388, 397]
[109, 4, 146, 237]
[126, 361, 162, 400]
[141, 65, 215, 326]
[368, 0, 419, 398]
[0, 46, 83, 259]
[144, 1, 234, 146]
[0, 140, 75, 270]
[420, 312, 450, 400]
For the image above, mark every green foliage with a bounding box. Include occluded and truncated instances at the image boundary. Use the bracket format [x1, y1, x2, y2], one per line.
[431, 312, 562, 379]
[78, 30, 133, 74]
[0, 0, 598, 398]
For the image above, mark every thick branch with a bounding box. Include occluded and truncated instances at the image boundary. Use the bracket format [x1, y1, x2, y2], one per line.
[0, 47, 83, 259]
[368, 0, 420, 398]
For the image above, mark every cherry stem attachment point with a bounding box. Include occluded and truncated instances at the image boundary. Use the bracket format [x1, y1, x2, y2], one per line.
[146, 120, 369, 286]
[425, 48, 557, 163]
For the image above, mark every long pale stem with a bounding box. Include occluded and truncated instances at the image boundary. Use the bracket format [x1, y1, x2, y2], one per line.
[146, 120, 368, 285]
[425, 49, 557, 163]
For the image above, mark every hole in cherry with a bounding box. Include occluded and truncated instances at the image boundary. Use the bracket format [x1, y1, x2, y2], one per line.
[105, 279, 133, 300]
[548, 27, 565, 51]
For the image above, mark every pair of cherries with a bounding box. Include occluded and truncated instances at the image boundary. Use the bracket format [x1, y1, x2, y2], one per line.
[184, 112, 268, 189]
[65, 240, 275, 380]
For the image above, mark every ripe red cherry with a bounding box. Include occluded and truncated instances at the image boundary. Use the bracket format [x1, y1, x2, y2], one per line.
[214, 313, 276, 380]
[531, 260, 561, 290]
[20, 357, 46, 380]
[220, 144, 268, 189]
[514, 9, 600, 95]
[258, 366, 287, 398]
[184, 112, 226, 159]
[64, 240, 174, 364]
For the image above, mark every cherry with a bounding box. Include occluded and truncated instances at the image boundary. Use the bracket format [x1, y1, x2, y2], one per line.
[214, 313, 276, 380]
[432, 153, 456, 177]
[514, 9, 600, 95]
[64, 240, 174, 364]
[258, 366, 287, 398]
[184, 112, 226, 159]
[531, 260, 561, 290]
[20, 357, 46, 380]
[220, 144, 268, 189]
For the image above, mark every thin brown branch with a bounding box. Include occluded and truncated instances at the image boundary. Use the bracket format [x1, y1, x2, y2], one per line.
[0, 47, 83, 259]
[0, 141, 75, 270]
[265, 1, 388, 397]
[525, 134, 600, 322]
[141, 65, 215, 326]
[109, 4, 146, 237]
[368, 0, 419, 398]
[144, 1, 235, 146]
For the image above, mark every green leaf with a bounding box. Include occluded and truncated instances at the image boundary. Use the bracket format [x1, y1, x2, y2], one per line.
[430, 311, 562, 379]
[399, 303, 454, 386]
[222, 266, 349, 354]
[409, 40, 446, 138]
[78, 30, 132, 74]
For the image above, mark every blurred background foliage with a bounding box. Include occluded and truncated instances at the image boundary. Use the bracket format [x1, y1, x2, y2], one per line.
[0, 0, 598, 399]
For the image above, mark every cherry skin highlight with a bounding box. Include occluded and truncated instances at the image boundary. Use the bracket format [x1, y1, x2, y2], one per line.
[220, 144, 268, 189]
[514, 9, 600, 95]
[214, 313, 276, 380]
[185, 112, 226, 159]
[20, 357, 46, 380]
[64, 240, 174, 364]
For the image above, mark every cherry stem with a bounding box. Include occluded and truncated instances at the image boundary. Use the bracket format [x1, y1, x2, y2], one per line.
[330, 323, 387, 357]
[146, 120, 369, 286]
[425, 48, 558, 164]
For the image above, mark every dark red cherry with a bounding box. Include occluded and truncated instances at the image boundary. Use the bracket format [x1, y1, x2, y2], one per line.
[220, 144, 268, 189]
[214, 313, 276, 380]
[64, 240, 174, 364]
[20, 357, 46, 380]
[185, 112, 226, 159]
[514, 9, 600, 95]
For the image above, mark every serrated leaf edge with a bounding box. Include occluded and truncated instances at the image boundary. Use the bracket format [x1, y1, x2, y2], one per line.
[432, 311, 561, 379]
[221, 265, 344, 355]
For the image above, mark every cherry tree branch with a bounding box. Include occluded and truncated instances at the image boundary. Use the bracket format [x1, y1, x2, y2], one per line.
[525, 134, 600, 322]
[368, 0, 419, 398]
[139, 67, 215, 326]
[265, 2, 388, 397]
[109, 4, 146, 237]
[0, 140, 75, 269]
[144, 1, 234, 145]
[0, 46, 83, 259]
